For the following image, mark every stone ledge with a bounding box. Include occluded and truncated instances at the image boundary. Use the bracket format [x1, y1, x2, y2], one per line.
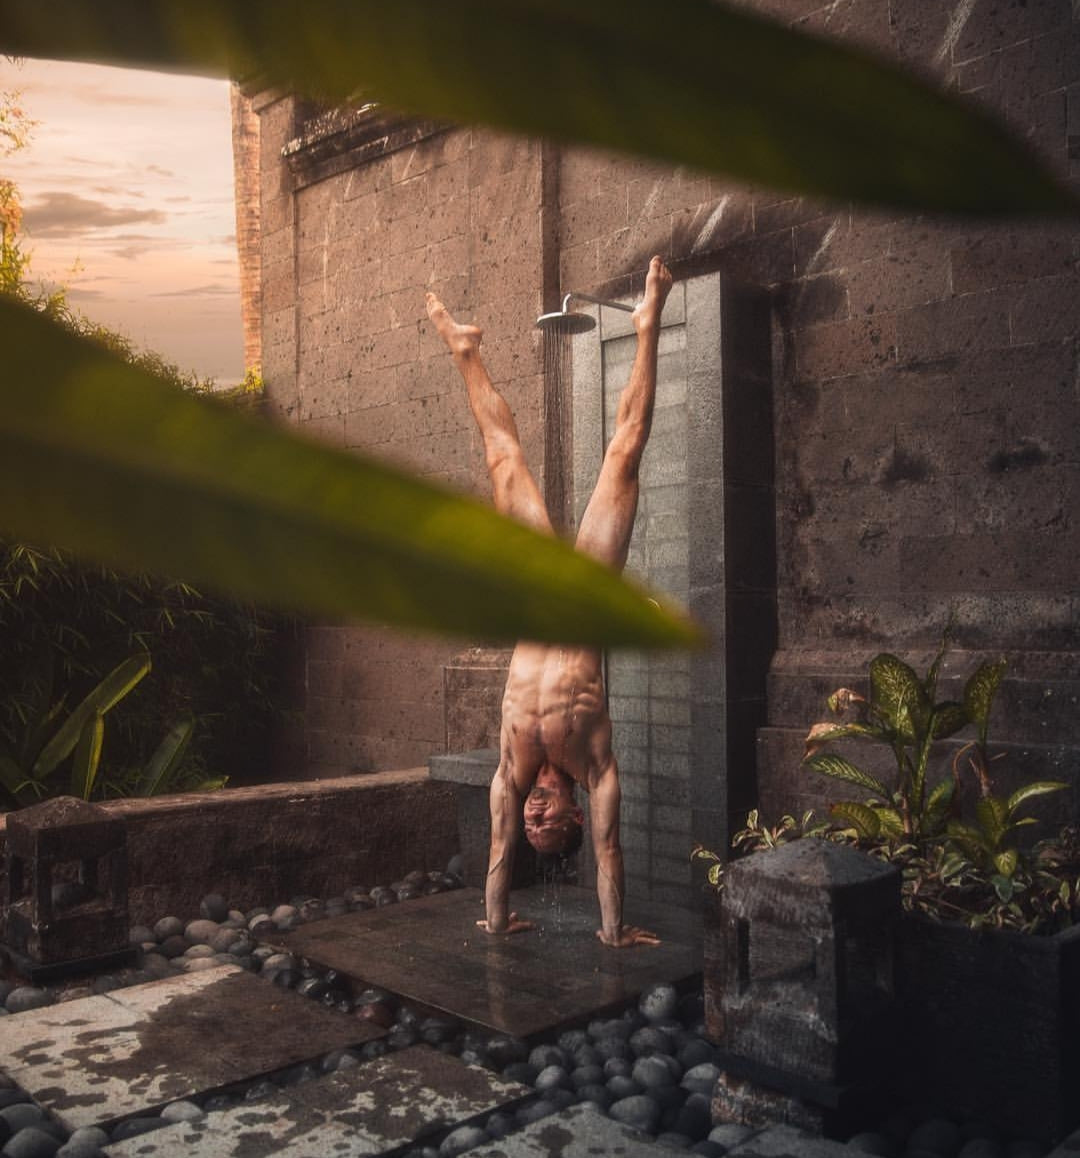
[0, 770, 458, 924]
[429, 749, 499, 788]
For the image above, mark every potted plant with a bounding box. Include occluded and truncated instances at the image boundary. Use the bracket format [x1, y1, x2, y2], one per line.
[695, 632, 1080, 1141]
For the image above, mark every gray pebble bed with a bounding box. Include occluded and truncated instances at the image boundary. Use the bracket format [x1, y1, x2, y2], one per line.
[0, 856, 1056, 1158]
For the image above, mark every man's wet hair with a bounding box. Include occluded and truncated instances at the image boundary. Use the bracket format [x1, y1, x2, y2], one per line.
[536, 823, 583, 882]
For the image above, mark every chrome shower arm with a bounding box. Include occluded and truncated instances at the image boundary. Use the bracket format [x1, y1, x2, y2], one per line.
[561, 291, 635, 314]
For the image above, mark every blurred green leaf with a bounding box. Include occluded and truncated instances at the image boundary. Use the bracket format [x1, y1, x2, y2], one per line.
[0, 0, 1075, 213]
[0, 296, 696, 649]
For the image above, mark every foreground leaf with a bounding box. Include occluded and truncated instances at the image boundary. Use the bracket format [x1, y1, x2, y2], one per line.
[0, 0, 1075, 213]
[0, 297, 696, 649]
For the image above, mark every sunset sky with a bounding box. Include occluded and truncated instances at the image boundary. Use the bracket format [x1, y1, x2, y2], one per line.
[1, 56, 243, 385]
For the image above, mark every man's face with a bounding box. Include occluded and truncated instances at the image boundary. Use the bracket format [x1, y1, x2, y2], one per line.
[523, 767, 584, 853]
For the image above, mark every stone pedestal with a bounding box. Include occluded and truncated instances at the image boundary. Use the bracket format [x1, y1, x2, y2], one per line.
[442, 648, 511, 753]
[708, 840, 900, 1133]
[4, 796, 136, 982]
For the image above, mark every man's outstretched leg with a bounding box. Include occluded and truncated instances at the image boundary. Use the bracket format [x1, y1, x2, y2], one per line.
[427, 290, 547, 939]
[574, 255, 673, 570]
[426, 292, 553, 535]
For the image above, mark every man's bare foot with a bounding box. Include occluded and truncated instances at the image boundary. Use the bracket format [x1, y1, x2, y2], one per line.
[426, 291, 483, 359]
[632, 256, 673, 334]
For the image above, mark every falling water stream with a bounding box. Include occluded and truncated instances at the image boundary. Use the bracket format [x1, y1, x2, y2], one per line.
[542, 325, 573, 530]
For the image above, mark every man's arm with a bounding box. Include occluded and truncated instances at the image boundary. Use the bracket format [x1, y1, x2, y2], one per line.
[479, 763, 534, 935]
[590, 760, 659, 948]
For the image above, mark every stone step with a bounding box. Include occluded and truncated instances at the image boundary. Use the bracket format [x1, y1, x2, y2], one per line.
[0, 965, 382, 1131]
[273, 885, 703, 1038]
[103, 1045, 531, 1156]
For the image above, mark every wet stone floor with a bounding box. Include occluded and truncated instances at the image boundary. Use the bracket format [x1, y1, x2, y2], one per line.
[272, 885, 703, 1038]
[0, 885, 706, 1156]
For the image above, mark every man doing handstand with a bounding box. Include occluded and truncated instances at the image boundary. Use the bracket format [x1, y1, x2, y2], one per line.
[426, 255, 673, 948]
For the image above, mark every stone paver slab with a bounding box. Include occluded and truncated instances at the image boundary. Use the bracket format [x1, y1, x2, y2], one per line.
[105, 1046, 531, 1157]
[292, 1045, 531, 1145]
[102, 1096, 331, 1158]
[1, 966, 383, 1130]
[459, 1103, 670, 1156]
[276, 886, 702, 1037]
[727, 1124, 854, 1158]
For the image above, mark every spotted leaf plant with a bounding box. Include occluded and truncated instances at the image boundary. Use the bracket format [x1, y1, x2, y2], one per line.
[802, 634, 1011, 843]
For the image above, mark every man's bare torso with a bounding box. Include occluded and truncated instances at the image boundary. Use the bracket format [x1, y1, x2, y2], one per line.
[500, 642, 613, 795]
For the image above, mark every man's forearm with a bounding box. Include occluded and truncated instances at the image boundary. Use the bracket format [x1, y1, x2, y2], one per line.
[485, 770, 519, 931]
[484, 837, 514, 931]
[595, 843, 624, 941]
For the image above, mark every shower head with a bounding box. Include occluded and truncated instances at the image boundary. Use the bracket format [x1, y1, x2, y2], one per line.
[535, 291, 635, 335]
[535, 309, 596, 335]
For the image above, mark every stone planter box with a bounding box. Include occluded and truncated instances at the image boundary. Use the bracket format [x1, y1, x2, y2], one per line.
[704, 885, 1080, 1141]
[894, 914, 1080, 1141]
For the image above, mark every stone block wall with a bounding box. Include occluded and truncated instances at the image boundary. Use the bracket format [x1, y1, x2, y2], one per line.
[552, 0, 1080, 847]
[0, 771, 458, 926]
[253, 98, 553, 775]
[252, 0, 1080, 900]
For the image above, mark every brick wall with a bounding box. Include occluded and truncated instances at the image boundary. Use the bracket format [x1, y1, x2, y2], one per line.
[252, 0, 1080, 892]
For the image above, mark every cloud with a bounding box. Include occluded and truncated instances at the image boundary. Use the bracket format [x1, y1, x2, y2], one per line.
[61, 155, 113, 169]
[149, 283, 236, 298]
[146, 163, 176, 179]
[91, 185, 146, 198]
[23, 192, 168, 237]
[111, 244, 155, 262]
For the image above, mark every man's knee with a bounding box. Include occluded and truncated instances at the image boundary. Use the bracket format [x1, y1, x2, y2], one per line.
[487, 442, 526, 481]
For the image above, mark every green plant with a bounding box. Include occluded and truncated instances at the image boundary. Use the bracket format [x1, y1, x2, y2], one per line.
[802, 632, 1025, 842]
[0, 653, 150, 806]
[794, 635, 1071, 932]
[691, 809, 840, 887]
[0, 538, 294, 792]
[0, 647, 225, 807]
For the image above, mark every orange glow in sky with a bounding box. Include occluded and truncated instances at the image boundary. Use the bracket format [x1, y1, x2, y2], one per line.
[2, 57, 243, 385]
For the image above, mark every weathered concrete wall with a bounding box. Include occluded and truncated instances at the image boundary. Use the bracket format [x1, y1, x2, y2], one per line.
[252, 0, 1080, 898]
[0, 771, 458, 926]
